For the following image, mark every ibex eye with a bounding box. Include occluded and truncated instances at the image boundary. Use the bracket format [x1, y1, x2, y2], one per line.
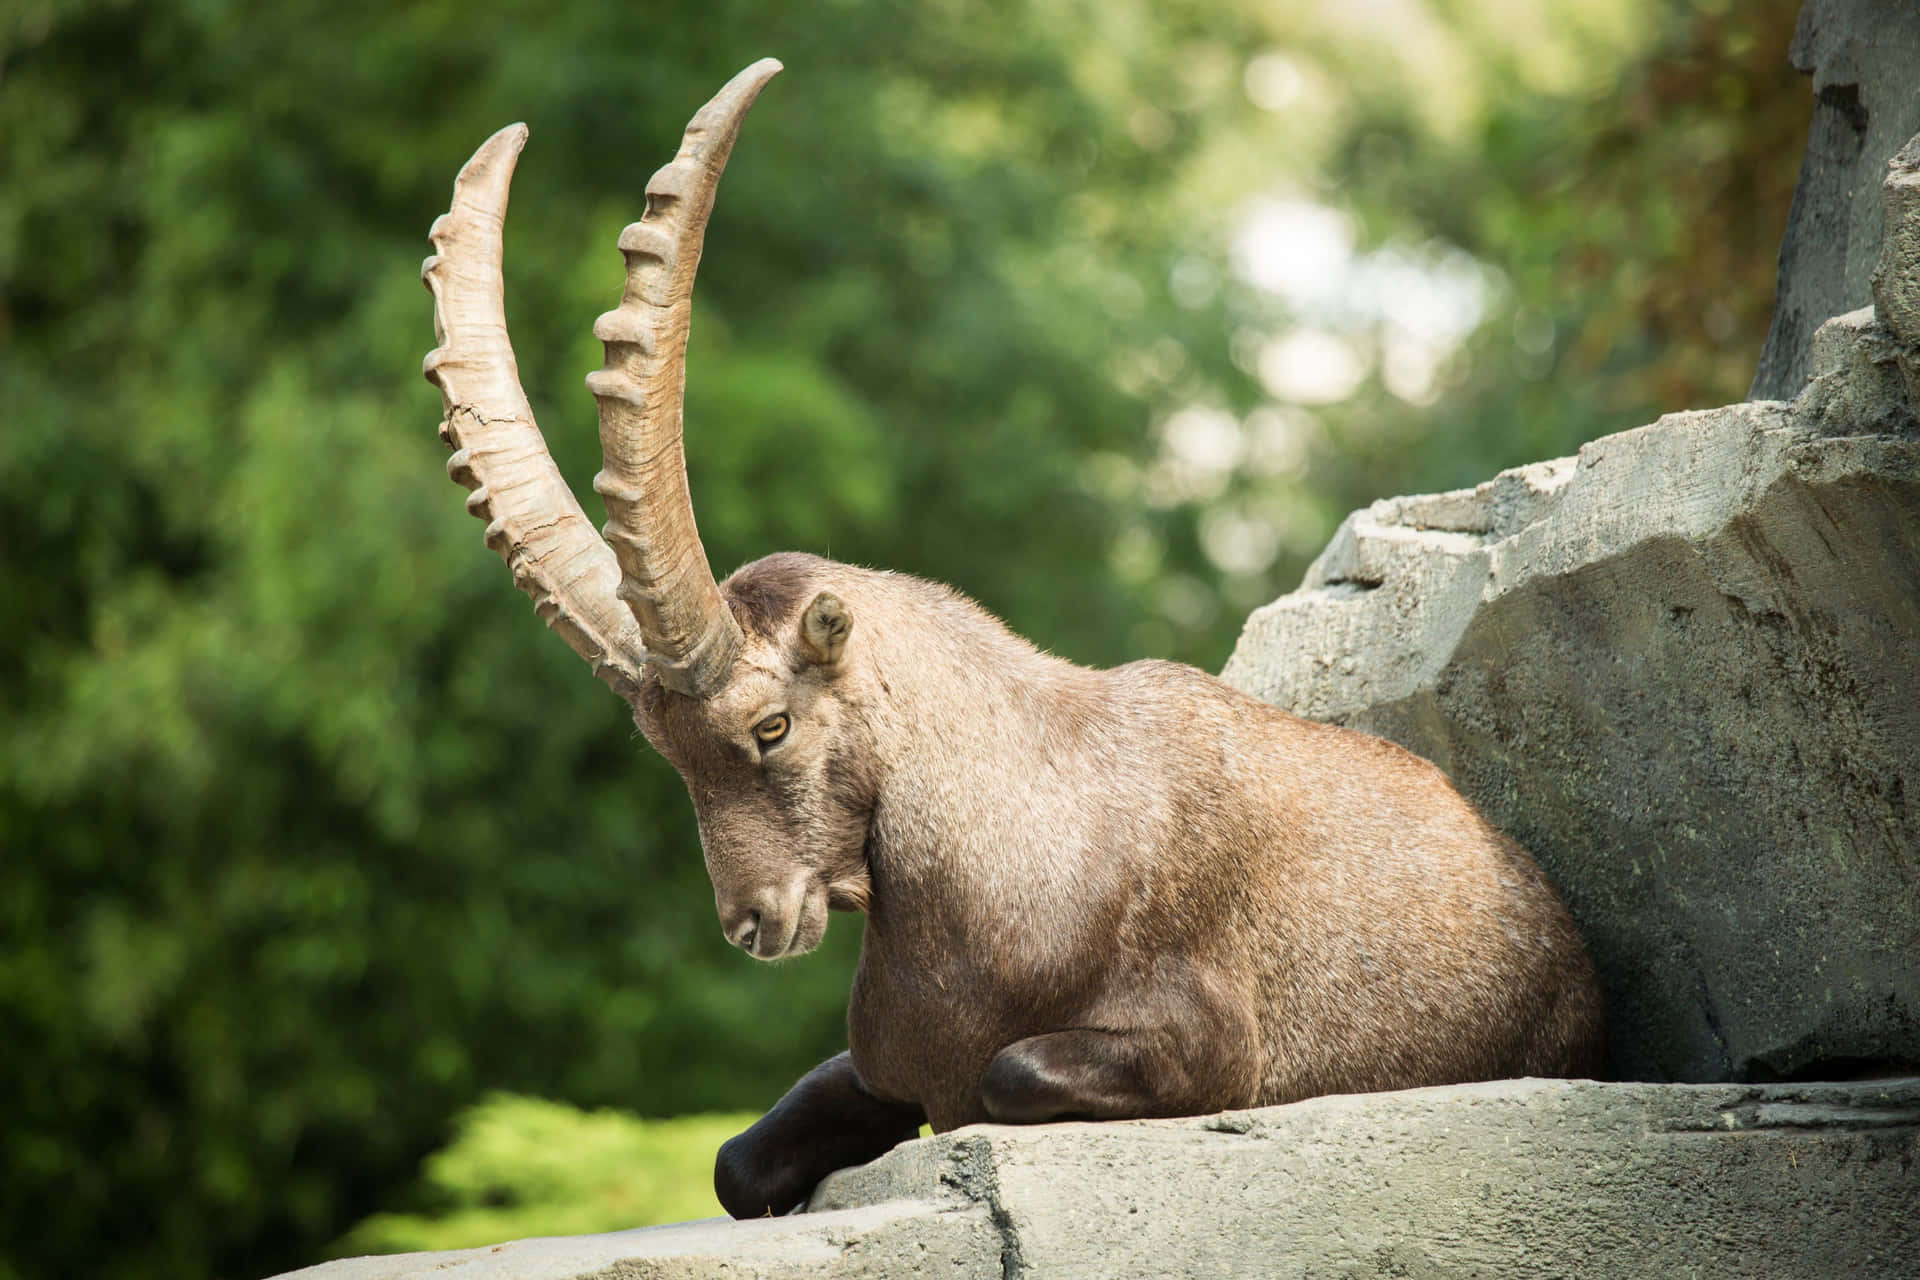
[753, 714, 791, 748]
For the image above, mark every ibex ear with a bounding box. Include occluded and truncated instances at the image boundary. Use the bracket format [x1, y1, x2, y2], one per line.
[799, 591, 853, 666]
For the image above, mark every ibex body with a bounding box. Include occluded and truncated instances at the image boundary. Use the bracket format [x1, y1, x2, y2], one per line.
[422, 60, 1605, 1220]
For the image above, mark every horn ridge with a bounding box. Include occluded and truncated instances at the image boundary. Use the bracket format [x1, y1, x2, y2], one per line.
[589, 58, 782, 698]
[422, 123, 650, 706]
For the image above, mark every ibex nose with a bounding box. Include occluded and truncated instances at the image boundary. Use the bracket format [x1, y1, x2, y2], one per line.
[726, 910, 761, 955]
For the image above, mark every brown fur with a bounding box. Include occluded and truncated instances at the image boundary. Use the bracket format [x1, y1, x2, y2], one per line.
[428, 70, 1605, 1215]
[636, 550, 1606, 1132]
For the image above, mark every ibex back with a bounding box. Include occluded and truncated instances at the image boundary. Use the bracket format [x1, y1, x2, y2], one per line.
[421, 59, 1606, 1219]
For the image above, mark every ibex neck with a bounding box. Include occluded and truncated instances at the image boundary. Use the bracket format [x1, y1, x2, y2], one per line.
[849, 577, 1118, 949]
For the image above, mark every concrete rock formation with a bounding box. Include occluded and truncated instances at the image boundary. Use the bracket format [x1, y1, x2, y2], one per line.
[280, 1077, 1920, 1279]
[1750, 0, 1920, 400]
[1222, 138, 1920, 1086]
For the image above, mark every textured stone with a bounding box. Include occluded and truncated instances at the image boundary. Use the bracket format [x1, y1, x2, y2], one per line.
[1797, 304, 1914, 432]
[1875, 136, 1920, 346]
[1751, 0, 1920, 399]
[272, 1199, 1000, 1280]
[1872, 136, 1920, 409]
[1228, 106, 1920, 1079]
[1224, 333, 1920, 1082]
[816, 1077, 1920, 1279]
[273, 1078, 1920, 1279]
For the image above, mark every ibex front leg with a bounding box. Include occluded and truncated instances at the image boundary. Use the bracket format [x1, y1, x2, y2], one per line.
[714, 1052, 925, 1218]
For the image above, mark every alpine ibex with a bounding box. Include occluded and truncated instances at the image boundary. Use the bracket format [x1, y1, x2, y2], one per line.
[421, 59, 1606, 1219]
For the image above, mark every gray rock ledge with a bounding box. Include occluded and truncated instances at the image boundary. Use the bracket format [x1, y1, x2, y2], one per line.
[278, 1076, 1919, 1279]
[1222, 305, 1920, 1084]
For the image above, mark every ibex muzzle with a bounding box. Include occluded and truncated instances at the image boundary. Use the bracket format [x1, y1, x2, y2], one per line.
[423, 61, 1606, 1221]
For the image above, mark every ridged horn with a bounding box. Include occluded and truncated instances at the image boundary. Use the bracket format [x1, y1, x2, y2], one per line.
[422, 124, 650, 706]
[586, 58, 781, 698]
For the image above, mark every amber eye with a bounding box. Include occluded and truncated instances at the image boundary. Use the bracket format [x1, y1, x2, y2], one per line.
[753, 713, 791, 749]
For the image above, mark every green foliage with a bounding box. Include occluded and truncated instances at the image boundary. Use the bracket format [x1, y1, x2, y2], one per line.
[0, 1, 1808, 1278]
[335, 1097, 759, 1254]
[1281, 0, 1807, 498]
[1, 3, 1270, 1276]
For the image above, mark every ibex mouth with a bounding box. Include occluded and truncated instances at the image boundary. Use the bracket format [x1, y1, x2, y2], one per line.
[742, 877, 831, 962]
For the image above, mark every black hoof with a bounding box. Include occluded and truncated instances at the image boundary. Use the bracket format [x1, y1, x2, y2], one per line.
[714, 1129, 807, 1219]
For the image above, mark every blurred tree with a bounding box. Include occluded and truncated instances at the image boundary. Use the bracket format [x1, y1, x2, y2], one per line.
[1215, 0, 1807, 527]
[1, 2, 1269, 1276]
[0, 0, 1811, 1277]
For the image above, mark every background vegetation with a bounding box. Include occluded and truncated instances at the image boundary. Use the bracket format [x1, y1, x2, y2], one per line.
[1, 0, 1806, 1275]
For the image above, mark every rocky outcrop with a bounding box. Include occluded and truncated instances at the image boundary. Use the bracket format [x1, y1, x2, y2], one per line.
[1750, 0, 1920, 399]
[1222, 144, 1920, 1086]
[280, 1077, 1920, 1279]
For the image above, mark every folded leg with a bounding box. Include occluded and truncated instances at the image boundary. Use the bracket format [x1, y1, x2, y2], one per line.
[981, 1024, 1255, 1124]
[714, 1051, 926, 1218]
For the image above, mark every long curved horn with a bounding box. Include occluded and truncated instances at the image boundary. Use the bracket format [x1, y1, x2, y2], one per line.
[587, 58, 781, 698]
[422, 125, 649, 705]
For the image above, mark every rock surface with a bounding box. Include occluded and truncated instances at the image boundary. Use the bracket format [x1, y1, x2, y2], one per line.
[1225, 119, 1920, 1085]
[1751, 0, 1920, 399]
[278, 1077, 1920, 1279]
[273, 1200, 997, 1280]
[1224, 309, 1920, 1084]
[1874, 135, 1920, 405]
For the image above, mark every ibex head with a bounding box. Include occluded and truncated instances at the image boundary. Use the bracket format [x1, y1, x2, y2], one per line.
[635, 570, 877, 959]
[422, 59, 872, 956]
